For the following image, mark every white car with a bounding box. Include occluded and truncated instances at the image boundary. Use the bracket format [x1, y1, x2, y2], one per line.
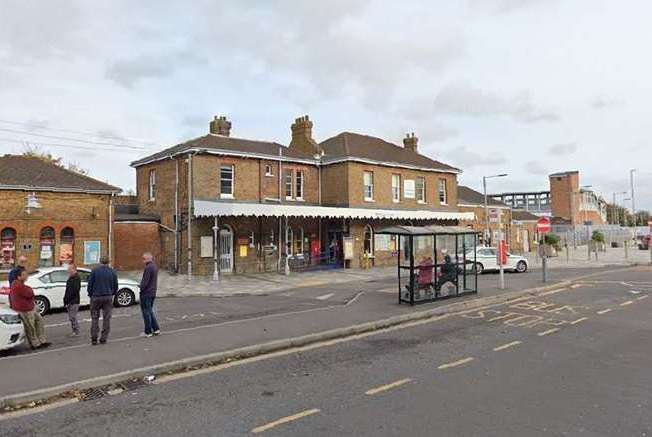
[0, 267, 140, 315]
[467, 247, 528, 274]
[0, 305, 25, 351]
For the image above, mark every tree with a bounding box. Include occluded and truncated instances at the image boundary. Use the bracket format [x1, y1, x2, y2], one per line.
[22, 144, 88, 175]
[634, 210, 650, 226]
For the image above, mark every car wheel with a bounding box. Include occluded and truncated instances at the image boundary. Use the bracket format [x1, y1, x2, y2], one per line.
[473, 263, 484, 274]
[34, 296, 50, 316]
[114, 289, 135, 307]
[516, 261, 527, 273]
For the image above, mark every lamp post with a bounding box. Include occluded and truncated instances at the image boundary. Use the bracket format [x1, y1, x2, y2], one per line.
[483, 174, 508, 246]
[630, 169, 636, 225]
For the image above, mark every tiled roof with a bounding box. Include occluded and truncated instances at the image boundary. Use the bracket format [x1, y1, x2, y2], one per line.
[458, 186, 507, 207]
[131, 134, 315, 167]
[0, 155, 120, 193]
[512, 210, 541, 221]
[319, 132, 460, 173]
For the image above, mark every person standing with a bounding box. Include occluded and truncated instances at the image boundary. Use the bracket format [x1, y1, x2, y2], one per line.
[10, 267, 50, 349]
[8, 255, 28, 286]
[63, 263, 81, 337]
[139, 252, 160, 337]
[87, 256, 118, 345]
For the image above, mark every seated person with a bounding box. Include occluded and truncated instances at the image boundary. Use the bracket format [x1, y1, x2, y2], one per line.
[417, 256, 434, 288]
[440, 255, 457, 284]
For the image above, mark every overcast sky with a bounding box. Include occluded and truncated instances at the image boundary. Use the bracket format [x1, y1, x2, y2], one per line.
[1, 0, 650, 210]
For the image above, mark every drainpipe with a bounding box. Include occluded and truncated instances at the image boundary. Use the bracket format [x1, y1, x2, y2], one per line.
[212, 216, 219, 281]
[174, 156, 179, 273]
[187, 152, 197, 279]
[108, 193, 114, 264]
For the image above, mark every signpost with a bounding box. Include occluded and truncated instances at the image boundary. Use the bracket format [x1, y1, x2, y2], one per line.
[536, 217, 551, 283]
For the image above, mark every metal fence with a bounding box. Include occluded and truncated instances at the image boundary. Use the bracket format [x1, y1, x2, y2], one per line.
[551, 224, 635, 246]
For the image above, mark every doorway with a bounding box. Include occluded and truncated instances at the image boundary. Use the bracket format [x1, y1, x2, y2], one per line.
[219, 227, 233, 273]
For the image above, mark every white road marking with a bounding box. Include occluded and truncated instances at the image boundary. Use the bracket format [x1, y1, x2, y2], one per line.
[315, 293, 335, 301]
[251, 408, 320, 434]
[628, 290, 642, 294]
[365, 378, 412, 395]
[537, 328, 560, 336]
[438, 357, 475, 370]
[636, 295, 649, 301]
[570, 317, 588, 325]
[620, 300, 634, 306]
[493, 340, 522, 352]
[597, 308, 612, 314]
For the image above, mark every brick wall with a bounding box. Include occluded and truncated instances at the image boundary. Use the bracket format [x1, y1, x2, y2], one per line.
[550, 172, 579, 222]
[0, 190, 111, 271]
[113, 222, 161, 271]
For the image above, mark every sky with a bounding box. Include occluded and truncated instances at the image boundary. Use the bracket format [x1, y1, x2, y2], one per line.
[1, 0, 650, 210]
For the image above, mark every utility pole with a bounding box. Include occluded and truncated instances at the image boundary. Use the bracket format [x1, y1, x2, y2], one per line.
[483, 173, 508, 245]
[630, 169, 636, 225]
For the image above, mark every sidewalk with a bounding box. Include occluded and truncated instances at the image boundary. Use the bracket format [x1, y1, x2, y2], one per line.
[524, 244, 651, 269]
[1, 265, 639, 409]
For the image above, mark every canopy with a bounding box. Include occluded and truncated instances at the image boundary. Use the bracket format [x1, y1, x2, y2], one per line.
[375, 225, 478, 236]
[194, 200, 474, 221]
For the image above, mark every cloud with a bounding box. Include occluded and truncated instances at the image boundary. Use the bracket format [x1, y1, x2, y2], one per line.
[589, 95, 623, 110]
[441, 145, 507, 169]
[105, 53, 192, 88]
[433, 82, 559, 123]
[547, 142, 577, 155]
[524, 160, 548, 175]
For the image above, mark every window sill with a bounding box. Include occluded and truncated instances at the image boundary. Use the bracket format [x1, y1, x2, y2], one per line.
[417, 201, 426, 205]
[392, 200, 400, 203]
[220, 194, 234, 199]
[364, 198, 375, 203]
[265, 174, 274, 177]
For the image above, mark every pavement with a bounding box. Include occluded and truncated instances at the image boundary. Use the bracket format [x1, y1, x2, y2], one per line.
[0, 265, 640, 410]
[2, 267, 651, 436]
[525, 243, 652, 269]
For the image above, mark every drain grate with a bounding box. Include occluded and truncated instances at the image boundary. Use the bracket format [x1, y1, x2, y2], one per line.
[79, 387, 107, 401]
[119, 379, 149, 391]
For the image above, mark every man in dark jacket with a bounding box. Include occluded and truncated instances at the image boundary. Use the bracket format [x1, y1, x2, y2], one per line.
[10, 267, 50, 349]
[8, 255, 28, 286]
[87, 256, 118, 345]
[63, 263, 81, 337]
[139, 252, 160, 337]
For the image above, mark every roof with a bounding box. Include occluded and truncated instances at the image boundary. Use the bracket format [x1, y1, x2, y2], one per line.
[512, 210, 541, 221]
[319, 132, 460, 173]
[0, 155, 120, 193]
[375, 225, 477, 236]
[194, 200, 474, 221]
[131, 134, 316, 167]
[458, 186, 507, 207]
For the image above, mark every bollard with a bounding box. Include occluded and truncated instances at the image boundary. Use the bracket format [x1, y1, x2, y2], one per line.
[542, 255, 548, 283]
[566, 243, 570, 263]
[624, 240, 629, 260]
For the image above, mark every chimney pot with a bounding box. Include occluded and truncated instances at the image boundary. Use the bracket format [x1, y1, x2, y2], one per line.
[209, 115, 232, 136]
[403, 132, 418, 152]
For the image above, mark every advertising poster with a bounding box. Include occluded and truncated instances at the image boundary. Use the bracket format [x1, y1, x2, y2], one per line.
[84, 241, 101, 265]
[59, 243, 73, 264]
[343, 237, 354, 260]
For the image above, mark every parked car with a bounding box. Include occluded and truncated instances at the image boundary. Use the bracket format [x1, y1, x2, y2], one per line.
[638, 235, 651, 250]
[0, 305, 25, 351]
[466, 247, 528, 274]
[0, 267, 140, 316]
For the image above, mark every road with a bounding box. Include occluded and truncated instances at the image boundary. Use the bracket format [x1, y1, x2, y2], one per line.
[2, 268, 650, 436]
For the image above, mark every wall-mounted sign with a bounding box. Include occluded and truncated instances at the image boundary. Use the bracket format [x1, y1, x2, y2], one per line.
[343, 237, 354, 260]
[404, 180, 415, 199]
[83, 241, 101, 265]
[59, 243, 73, 264]
[200, 236, 213, 258]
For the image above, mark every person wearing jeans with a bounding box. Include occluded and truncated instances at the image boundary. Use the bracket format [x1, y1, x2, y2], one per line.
[139, 252, 160, 337]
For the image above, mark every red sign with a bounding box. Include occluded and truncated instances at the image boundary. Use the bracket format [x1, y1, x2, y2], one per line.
[497, 240, 508, 266]
[536, 217, 552, 234]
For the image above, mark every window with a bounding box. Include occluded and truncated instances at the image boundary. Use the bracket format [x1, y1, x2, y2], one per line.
[285, 227, 293, 255]
[0, 227, 16, 270]
[284, 169, 293, 199]
[363, 171, 374, 201]
[416, 177, 426, 203]
[293, 228, 304, 255]
[48, 270, 69, 283]
[148, 169, 156, 201]
[391, 174, 400, 203]
[220, 165, 234, 197]
[265, 164, 274, 177]
[295, 171, 304, 200]
[438, 179, 447, 204]
[363, 225, 374, 255]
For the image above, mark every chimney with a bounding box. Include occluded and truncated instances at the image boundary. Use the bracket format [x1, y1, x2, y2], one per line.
[403, 132, 418, 152]
[289, 115, 321, 154]
[209, 115, 232, 137]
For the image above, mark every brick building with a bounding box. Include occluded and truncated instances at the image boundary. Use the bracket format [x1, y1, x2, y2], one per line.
[130, 115, 472, 276]
[0, 155, 120, 274]
[457, 185, 512, 246]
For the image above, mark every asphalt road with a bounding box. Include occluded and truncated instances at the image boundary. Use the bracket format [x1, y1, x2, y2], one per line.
[2, 268, 650, 436]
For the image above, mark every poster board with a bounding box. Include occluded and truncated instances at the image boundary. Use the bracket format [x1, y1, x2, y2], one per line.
[200, 236, 213, 258]
[343, 237, 354, 260]
[83, 241, 101, 265]
[59, 243, 73, 264]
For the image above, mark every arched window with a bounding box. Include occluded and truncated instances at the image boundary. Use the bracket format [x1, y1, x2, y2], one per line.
[1, 227, 17, 269]
[293, 227, 304, 255]
[39, 226, 56, 267]
[286, 227, 294, 256]
[363, 225, 374, 255]
[60, 227, 74, 265]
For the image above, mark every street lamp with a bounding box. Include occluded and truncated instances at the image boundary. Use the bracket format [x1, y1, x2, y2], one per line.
[483, 173, 508, 245]
[630, 169, 636, 225]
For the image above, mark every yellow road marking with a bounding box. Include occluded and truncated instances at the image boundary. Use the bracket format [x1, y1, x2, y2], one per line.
[493, 340, 522, 352]
[438, 357, 475, 370]
[636, 295, 649, 301]
[365, 378, 412, 395]
[570, 317, 588, 325]
[537, 328, 560, 336]
[251, 408, 321, 434]
[596, 308, 612, 315]
[620, 300, 634, 306]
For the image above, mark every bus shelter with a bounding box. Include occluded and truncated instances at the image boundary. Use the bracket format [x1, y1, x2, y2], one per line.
[376, 225, 479, 305]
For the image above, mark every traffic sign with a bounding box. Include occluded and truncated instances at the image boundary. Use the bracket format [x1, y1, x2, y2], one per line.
[488, 208, 500, 223]
[537, 217, 552, 234]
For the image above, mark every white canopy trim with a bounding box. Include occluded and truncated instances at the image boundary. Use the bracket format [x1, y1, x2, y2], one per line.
[194, 200, 474, 221]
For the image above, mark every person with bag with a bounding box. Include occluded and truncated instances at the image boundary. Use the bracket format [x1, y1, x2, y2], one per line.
[63, 263, 81, 337]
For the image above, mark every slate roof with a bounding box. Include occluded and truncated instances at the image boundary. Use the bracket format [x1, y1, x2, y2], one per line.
[0, 155, 120, 193]
[319, 132, 460, 173]
[457, 186, 507, 207]
[512, 210, 542, 221]
[131, 134, 315, 167]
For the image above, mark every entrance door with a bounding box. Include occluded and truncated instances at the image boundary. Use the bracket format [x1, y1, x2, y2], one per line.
[219, 228, 233, 273]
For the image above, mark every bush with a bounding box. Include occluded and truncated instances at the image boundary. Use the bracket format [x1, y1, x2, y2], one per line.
[543, 233, 560, 248]
[591, 231, 605, 243]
